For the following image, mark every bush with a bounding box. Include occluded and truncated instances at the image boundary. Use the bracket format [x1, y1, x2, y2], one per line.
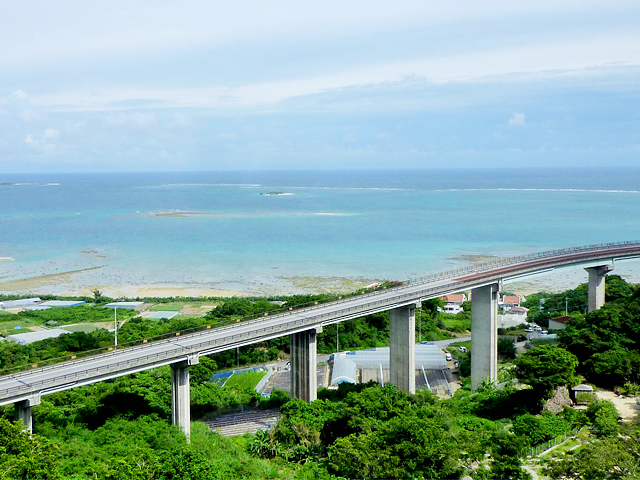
[620, 382, 640, 397]
[575, 392, 596, 405]
[586, 400, 620, 437]
[498, 337, 516, 359]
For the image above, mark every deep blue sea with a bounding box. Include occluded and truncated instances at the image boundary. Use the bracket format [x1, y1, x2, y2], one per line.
[1, 168, 640, 295]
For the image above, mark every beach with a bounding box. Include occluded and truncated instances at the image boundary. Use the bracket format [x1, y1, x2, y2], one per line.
[2, 170, 640, 299]
[2, 257, 638, 299]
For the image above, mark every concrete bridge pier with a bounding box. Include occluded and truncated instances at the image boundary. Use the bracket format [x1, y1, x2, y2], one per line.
[390, 304, 416, 394]
[585, 265, 613, 312]
[471, 283, 499, 390]
[290, 328, 320, 402]
[14, 395, 40, 433]
[171, 355, 198, 441]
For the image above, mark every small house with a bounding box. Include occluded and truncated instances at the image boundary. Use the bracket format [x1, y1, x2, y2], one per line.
[549, 316, 571, 331]
[439, 294, 466, 314]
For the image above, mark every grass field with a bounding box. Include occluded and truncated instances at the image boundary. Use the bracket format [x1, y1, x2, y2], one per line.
[3, 327, 34, 335]
[530, 338, 560, 346]
[150, 303, 186, 311]
[223, 370, 267, 392]
[62, 323, 104, 333]
[173, 314, 205, 320]
[446, 340, 472, 359]
[440, 315, 471, 332]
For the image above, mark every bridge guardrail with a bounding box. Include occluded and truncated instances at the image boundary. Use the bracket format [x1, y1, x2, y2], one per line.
[1, 241, 639, 400]
[4, 241, 637, 380]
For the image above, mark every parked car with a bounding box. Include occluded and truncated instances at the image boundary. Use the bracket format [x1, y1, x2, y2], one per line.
[458, 346, 468, 353]
[445, 353, 453, 361]
[541, 330, 548, 335]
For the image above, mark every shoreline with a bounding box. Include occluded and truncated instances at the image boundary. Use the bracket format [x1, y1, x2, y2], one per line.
[1, 260, 639, 299]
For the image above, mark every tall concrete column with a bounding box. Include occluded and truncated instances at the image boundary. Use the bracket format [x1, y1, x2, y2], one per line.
[389, 304, 416, 394]
[585, 265, 613, 312]
[471, 284, 499, 390]
[15, 396, 40, 433]
[171, 356, 198, 440]
[290, 328, 319, 402]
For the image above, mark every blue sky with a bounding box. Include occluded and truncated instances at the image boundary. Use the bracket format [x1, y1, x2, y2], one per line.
[1, 1, 639, 172]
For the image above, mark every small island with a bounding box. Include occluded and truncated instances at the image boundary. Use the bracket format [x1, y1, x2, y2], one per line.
[260, 192, 295, 196]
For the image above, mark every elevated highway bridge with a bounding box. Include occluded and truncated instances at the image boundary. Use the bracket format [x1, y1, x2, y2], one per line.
[2, 240, 639, 436]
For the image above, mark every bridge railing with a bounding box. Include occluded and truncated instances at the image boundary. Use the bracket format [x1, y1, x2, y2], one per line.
[406, 240, 640, 287]
[0, 275, 493, 398]
[1, 240, 639, 389]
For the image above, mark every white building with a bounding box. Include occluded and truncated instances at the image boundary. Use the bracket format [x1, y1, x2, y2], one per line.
[438, 294, 466, 314]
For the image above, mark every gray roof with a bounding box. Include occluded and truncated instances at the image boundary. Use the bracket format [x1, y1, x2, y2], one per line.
[0, 298, 41, 309]
[571, 384, 594, 392]
[342, 344, 447, 369]
[40, 300, 86, 307]
[105, 302, 145, 309]
[331, 356, 357, 385]
[8, 328, 71, 344]
[147, 311, 179, 319]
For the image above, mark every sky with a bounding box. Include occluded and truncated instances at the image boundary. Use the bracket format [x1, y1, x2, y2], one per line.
[1, 1, 639, 173]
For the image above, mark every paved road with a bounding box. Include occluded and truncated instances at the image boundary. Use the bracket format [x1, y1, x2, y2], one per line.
[0, 241, 638, 405]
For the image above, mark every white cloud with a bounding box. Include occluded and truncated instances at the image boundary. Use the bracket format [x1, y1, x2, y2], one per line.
[166, 113, 192, 129]
[12, 89, 29, 100]
[21, 110, 39, 121]
[508, 112, 526, 127]
[24, 134, 34, 144]
[104, 112, 157, 129]
[217, 132, 238, 141]
[17, 32, 640, 112]
[44, 128, 59, 138]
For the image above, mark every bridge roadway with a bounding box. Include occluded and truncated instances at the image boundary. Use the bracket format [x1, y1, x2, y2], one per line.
[1, 241, 639, 411]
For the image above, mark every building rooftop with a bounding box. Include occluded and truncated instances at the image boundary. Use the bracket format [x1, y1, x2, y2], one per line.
[550, 316, 571, 324]
[7, 328, 72, 344]
[105, 302, 145, 309]
[441, 294, 465, 303]
[501, 295, 521, 305]
[147, 311, 179, 319]
[40, 300, 86, 307]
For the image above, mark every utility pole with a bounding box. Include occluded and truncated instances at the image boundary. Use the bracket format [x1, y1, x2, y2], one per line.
[418, 308, 422, 343]
[114, 302, 118, 348]
[336, 323, 339, 353]
[565, 297, 568, 316]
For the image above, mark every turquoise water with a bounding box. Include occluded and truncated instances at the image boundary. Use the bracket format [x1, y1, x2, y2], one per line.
[1, 169, 639, 293]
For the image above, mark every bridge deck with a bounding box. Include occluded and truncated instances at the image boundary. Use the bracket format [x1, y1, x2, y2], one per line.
[0, 241, 638, 405]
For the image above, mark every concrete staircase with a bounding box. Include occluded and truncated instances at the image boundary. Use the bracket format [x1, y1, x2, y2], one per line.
[204, 409, 281, 437]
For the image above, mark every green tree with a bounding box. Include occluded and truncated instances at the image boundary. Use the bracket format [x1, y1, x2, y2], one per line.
[498, 337, 516, 359]
[586, 399, 620, 437]
[514, 345, 578, 398]
[488, 430, 531, 480]
[0, 419, 60, 479]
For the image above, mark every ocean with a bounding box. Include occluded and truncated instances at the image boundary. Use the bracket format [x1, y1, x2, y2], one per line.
[1, 168, 640, 296]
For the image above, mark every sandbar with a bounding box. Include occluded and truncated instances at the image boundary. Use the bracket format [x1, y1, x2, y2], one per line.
[79, 285, 247, 299]
[278, 276, 381, 294]
[0, 257, 14, 262]
[0, 266, 106, 291]
[451, 254, 501, 263]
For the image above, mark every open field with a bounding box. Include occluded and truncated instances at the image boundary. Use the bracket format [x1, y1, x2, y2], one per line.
[61, 323, 103, 333]
[223, 370, 267, 391]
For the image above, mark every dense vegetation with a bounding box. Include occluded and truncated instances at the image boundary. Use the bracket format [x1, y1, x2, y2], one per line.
[1, 275, 639, 478]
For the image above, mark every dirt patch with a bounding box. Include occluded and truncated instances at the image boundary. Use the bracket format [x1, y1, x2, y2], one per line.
[596, 389, 638, 421]
[0, 266, 106, 292]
